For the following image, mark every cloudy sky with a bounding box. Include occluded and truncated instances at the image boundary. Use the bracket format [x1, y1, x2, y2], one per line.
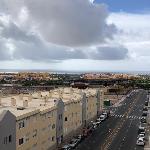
[0, 0, 150, 72]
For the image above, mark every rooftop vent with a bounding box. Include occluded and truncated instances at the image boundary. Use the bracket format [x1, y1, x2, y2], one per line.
[19, 94, 23, 100]
[17, 106, 26, 110]
[11, 97, 16, 106]
[49, 91, 52, 98]
[23, 100, 28, 107]
[28, 94, 32, 101]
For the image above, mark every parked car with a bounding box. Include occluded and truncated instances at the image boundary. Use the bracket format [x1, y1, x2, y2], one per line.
[96, 120, 101, 126]
[91, 122, 97, 129]
[141, 117, 147, 123]
[61, 144, 72, 150]
[137, 134, 145, 140]
[96, 118, 101, 122]
[143, 107, 148, 111]
[74, 135, 84, 143]
[142, 112, 147, 117]
[136, 138, 145, 146]
[99, 114, 106, 121]
[102, 112, 109, 118]
[69, 138, 79, 148]
[145, 101, 148, 106]
[138, 126, 145, 135]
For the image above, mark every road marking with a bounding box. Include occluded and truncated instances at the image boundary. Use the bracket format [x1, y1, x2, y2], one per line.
[101, 92, 142, 150]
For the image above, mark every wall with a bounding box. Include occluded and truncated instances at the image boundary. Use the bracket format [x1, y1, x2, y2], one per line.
[0, 110, 16, 150]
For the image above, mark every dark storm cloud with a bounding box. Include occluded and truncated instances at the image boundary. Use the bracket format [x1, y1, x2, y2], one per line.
[93, 46, 128, 60]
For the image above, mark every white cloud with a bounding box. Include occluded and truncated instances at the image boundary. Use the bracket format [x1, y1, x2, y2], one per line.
[0, 1, 150, 71]
[0, 0, 128, 63]
[24, 0, 116, 47]
[108, 12, 150, 63]
[0, 0, 116, 47]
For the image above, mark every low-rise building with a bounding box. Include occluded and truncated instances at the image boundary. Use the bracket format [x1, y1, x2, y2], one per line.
[0, 87, 104, 150]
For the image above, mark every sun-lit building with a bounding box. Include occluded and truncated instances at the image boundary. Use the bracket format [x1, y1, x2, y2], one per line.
[0, 87, 104, 150]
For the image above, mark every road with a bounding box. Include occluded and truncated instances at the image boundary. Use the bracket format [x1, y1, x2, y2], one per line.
[76, 89, 148, 150]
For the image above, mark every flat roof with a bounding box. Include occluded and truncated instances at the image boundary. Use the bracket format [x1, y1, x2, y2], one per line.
[0, 88, 98, 119]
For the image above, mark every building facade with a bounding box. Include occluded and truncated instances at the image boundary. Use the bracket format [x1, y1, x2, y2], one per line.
[0, 87, 104, 150]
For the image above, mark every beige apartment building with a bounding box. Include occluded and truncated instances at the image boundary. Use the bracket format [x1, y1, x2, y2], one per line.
[63, 88, 83, 139]
[0, 88, 104, 150]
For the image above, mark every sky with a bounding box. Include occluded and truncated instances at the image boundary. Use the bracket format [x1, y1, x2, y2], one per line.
[0, 0, 150, 72]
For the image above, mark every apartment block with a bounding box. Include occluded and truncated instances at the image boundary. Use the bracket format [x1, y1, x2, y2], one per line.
[0, 88, 104, 150]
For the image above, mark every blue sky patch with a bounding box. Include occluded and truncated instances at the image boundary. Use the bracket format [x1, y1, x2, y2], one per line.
[95, 0, 150, 13]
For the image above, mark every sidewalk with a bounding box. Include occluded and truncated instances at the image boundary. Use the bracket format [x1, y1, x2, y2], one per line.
[145, 95, 150, 150]
[145, 129, 150, 149]
[145, 136, 150, 150]
[112, 95, 126, 107]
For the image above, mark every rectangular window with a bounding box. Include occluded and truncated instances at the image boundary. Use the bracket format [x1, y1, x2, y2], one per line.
[4, 137, 7, 144]
[65, 117, 67, 121]
[33, 129, 37, 138]
[19, 138, 24, 145]
[19, 121, 25, 129]
[52, 136, 55, 141]
[52, 124, 55, 129]
[9, 135, 12, 143]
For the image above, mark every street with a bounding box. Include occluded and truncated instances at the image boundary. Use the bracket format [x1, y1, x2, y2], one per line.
[76, 89, 147, 150]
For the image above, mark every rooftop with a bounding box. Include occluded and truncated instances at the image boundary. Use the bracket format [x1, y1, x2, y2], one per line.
[0, 87, 98, 120]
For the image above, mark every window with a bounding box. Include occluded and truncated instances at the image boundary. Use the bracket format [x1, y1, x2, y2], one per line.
[9, 135, 12, 143]
[4, 137, 8, 144]
[52, 124, 55, 129]
[3, 135, 12, 144]
[19, 138, 24, 145]
[19, 121, 25, 129]
[65, 117, 68, 121]
[52, 136, 55, 141]
[33, 129, 37, 138]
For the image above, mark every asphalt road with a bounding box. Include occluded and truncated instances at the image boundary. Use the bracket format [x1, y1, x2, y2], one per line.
[76, 89, 148, 150]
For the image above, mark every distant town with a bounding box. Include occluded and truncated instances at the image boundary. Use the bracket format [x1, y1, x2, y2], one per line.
[0, 72, 150, 150]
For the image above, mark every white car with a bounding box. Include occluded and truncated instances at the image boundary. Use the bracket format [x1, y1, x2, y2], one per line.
[96, 121, 101, 125]
[136, 138, 145, 146]
[61, 145, 72, 150]
[96, 118, 101, 122]
[99, 115, 106, 121]
[103, 112, 108, 116]
[137, 134, 145, 140]
[69, 138, 79, 148]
